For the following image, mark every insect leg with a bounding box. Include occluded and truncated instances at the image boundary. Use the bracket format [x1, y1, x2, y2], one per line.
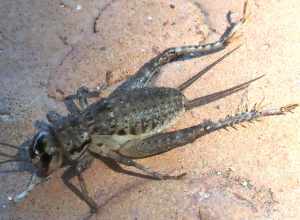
[64, 84, 108, 114]
[88, 145, 185, 180]
[111, 1, 249, 94]
[46, 111, 64, 125]
[118, 103, 298, 158]
[102, 150, 186, 180]
[64, 96, 81, 115]
[13, 174, 44, 203]
[62, 154, 98, 213]
[77, 171, 98, 212]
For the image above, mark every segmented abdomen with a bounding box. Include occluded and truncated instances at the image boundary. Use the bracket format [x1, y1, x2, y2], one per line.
[83, 87, 186, 137]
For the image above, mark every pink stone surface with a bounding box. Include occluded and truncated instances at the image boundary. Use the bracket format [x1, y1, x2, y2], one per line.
[0, 0, 299, 219]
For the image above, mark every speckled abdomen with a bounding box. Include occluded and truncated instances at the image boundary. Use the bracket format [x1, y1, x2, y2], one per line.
[85, 87, 186, 137]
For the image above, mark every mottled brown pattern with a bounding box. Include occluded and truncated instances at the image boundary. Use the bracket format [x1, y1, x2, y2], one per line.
[86, 87, 185, 136]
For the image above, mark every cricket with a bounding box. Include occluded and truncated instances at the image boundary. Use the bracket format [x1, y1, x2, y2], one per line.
[0, 1, 297, 214]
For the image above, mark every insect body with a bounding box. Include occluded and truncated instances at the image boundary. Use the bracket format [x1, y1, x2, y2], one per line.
[1, 1, 298, 213]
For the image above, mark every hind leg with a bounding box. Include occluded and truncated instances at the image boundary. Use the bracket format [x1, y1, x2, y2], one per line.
[112, 1, 249, 95]
[118, 103, 297, 159]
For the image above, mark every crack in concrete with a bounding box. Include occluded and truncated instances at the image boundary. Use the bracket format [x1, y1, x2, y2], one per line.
[93, 0, 118, 34]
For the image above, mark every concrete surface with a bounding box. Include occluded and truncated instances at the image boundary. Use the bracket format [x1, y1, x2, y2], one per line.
[0, 0, 299, 219]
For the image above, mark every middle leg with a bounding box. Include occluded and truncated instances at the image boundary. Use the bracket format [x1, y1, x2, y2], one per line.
[88, 145, 186, 180]
[62, 153, 98, 213]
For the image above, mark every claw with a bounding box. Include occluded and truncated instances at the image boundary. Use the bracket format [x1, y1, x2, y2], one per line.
[224, 0, 250, 46]
[162, 172, 187, 180]
[240, 124, 247, 128]
[280, 104, 299, 113]
[226, 33, 243, 45]
[11, 174, 44, 203]
[174, 172, 187, 179]
[241, 0, 251, 24]
[260, 103, 298, 116]
[227, 0, 250, 25]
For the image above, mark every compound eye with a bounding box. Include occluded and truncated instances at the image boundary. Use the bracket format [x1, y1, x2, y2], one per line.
[33, 132, 48, 155]
[36, 137, 47, 154]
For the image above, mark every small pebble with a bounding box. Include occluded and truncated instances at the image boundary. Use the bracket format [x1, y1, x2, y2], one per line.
[60, 0, 82, 11]
[0, 98, 10, 115]
[202, 192, 210, 199]
[170, 4, 175, 9]
[147, 16, 153, 21]
[241, 180, 249, 187]
[261, 43, 271, 50]
[296, 80, 300, 87]
[229, 11, 239, 22]
[0, 114, 13, 122]
[75, 4, 82, 11]
[197, 191, 210, 201]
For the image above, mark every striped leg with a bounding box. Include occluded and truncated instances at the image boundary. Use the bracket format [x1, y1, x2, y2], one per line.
[118, 104, 297, 158]
[111, 1, 249, 95]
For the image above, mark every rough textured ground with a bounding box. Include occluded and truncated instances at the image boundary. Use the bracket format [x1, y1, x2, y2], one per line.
[0, 0, 299, 219]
